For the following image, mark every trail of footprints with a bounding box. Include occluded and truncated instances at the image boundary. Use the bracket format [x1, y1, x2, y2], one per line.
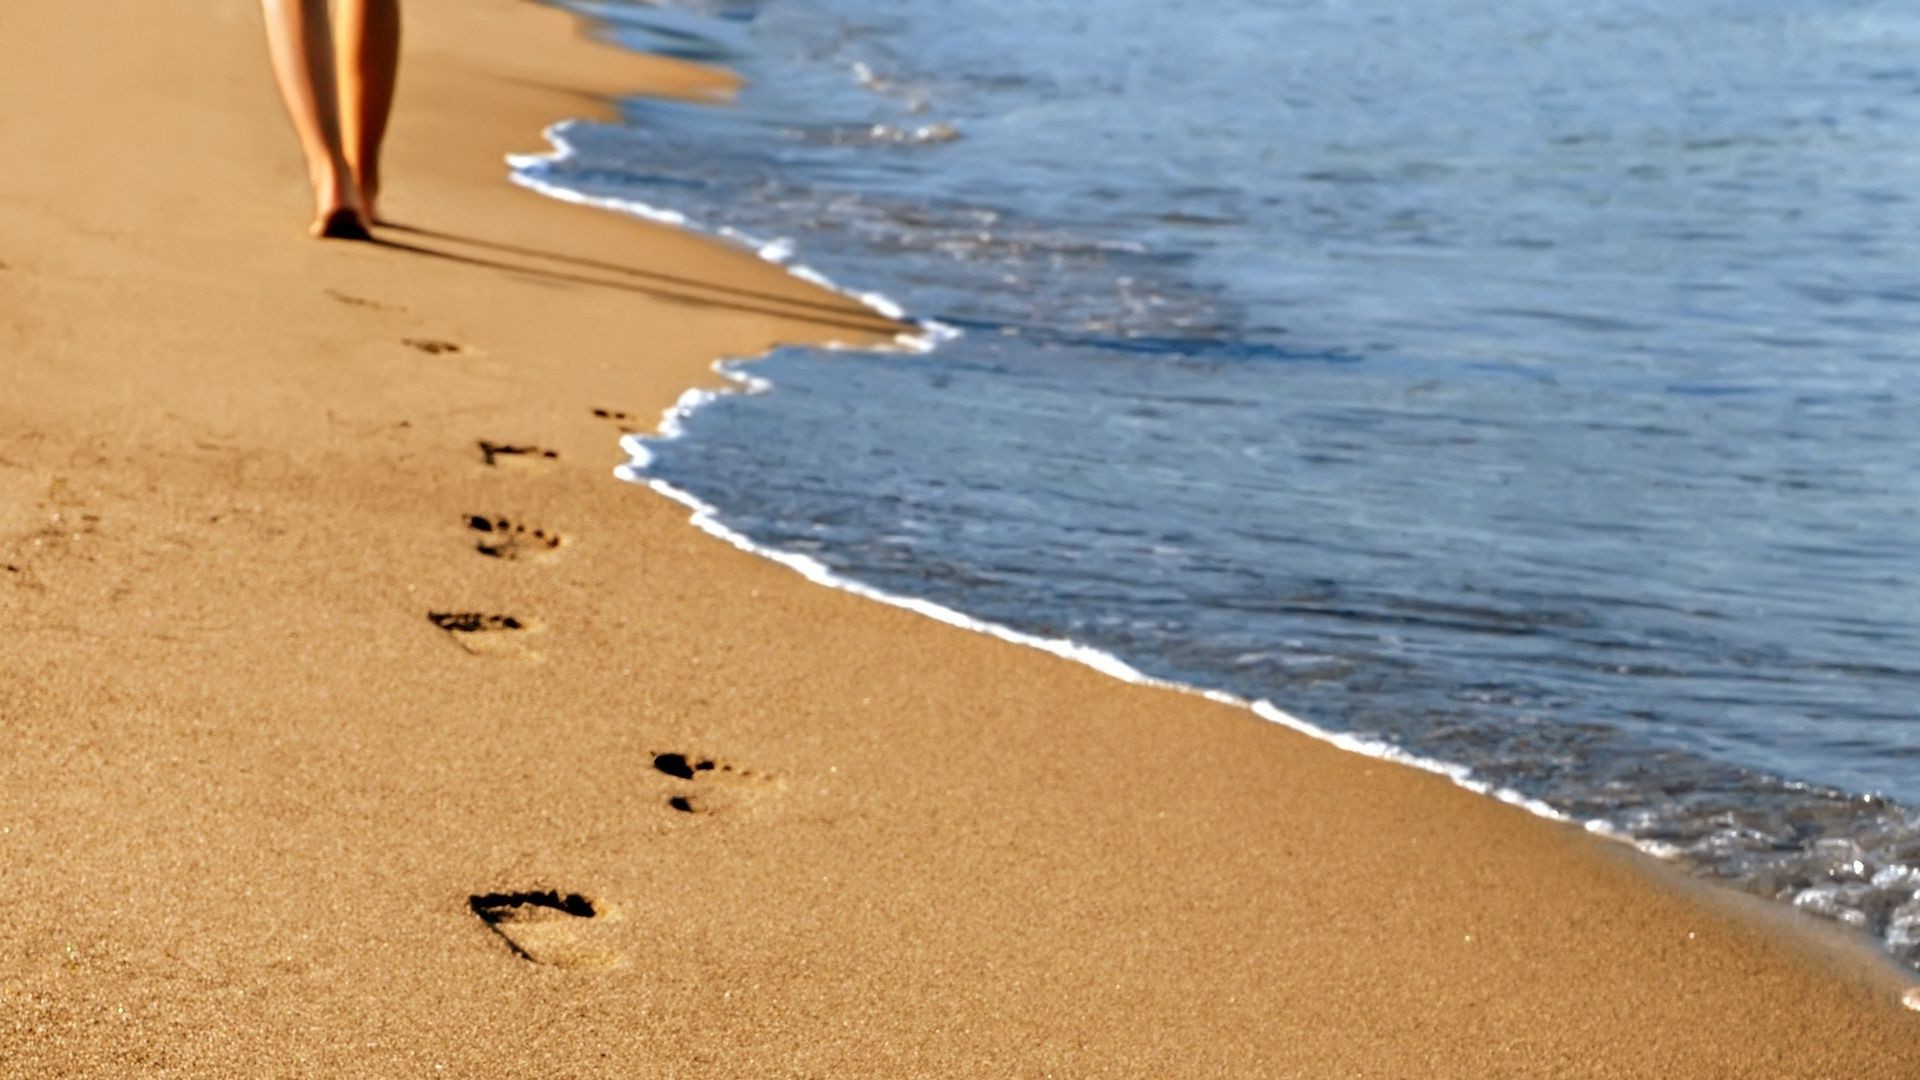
[465, 751, 783, 966]
[380, 312, 780, 967]
[449, 440, 607, 964]
[466, 747, 782, 966]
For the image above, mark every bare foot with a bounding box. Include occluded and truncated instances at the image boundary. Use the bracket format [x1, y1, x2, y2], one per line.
[309, 162, 373, 241]
[314, 208, 374, 242]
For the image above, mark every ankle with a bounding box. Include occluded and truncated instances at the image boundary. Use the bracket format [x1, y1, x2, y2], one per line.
[310, 156, 361, 214]
[349, 159, 382, 220]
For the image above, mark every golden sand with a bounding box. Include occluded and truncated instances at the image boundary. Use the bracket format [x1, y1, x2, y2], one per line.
[2, 2, 1916, 1074]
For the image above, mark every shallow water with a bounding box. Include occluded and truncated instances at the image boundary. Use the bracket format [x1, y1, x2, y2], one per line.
[527, 0, 1920, 966]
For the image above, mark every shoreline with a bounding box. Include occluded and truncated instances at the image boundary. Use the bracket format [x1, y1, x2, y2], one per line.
[3, 1, 1917, 1074]
[507, 118, 957, 352]
[554, 5, 1920, 977]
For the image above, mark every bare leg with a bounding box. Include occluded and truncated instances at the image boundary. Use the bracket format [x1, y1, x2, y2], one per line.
[337, 0, 402, 221]
[258, 0, 370, 239]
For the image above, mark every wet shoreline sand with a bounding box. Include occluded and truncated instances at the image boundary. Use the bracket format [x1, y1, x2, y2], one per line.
[1, 1, 1915, 1073]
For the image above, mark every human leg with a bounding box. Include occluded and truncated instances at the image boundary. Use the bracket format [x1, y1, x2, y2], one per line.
[336, 0, 401, 220]
[258, 0, 370, 239]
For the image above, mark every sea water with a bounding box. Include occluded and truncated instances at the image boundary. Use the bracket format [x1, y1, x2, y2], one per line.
[521, 0, 1920, 967]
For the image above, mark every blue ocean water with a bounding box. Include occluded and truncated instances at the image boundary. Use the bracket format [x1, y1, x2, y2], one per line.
[526, 0, 1920, 965]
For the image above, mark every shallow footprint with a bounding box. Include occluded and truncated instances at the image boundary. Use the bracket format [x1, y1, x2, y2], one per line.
[469, 890, 619, 968]
[404, 338, 466, 357]
[468, 515, 563, 561]
[428, 611, 538, 656]
[478, 440, 560, 469]
[653, 752, 782, 815]
[592, 407, 642, 434]
[325, 288, 398, 312]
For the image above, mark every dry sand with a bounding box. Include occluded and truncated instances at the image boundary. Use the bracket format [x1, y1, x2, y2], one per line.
[1, 1, 1916, 1075]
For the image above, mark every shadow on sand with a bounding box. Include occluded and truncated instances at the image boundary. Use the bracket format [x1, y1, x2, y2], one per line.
[370, 221, 908, 339]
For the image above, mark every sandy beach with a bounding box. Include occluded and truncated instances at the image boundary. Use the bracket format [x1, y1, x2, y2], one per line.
[2, 1, 1916, 1074]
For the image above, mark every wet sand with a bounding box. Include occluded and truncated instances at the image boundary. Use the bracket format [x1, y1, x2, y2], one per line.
[1, 1, 1916, 1074]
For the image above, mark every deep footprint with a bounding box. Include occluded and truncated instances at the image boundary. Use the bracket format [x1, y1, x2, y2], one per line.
[469, 891, 617, 968]
[478, 440, 560, 469]
[653, 752, 779, 814]
[428, 611, 537, 656]
[429, 611, 526, 633]
[468, 515, 563, 560]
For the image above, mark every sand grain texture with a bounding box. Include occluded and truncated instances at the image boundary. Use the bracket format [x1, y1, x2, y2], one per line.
[2, 1, 1917, 1075]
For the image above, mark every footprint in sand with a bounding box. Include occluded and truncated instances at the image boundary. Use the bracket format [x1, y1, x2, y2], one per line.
[469, 890, 619, 968]
[403, 337, 467, 357]
[592, 407, 642, 434]
[478, 440, 560, 469]
[428, 611, 539, 656]
[652, 752, 782, 815]
[324, 289, 399, 312]
[468, 515, 563, 561]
